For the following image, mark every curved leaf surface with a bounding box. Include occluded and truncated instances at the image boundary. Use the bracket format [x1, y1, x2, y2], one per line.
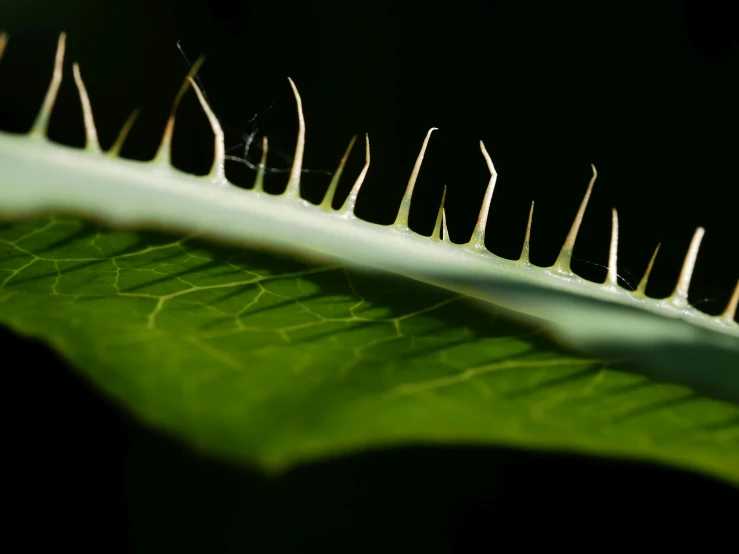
[1, 217, 737, 483]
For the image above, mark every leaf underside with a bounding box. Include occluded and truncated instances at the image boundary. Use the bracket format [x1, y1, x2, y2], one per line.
[1, 216, 737, 483]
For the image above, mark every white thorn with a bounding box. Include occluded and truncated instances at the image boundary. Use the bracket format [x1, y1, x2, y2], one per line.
[31, 32, 66, 138]
[107, 108, 141, 158]
[607, 208, 619, 286]
[155, 118, 175, 166]
[285, 77, 305, 199]
[721, 280, 739, 324]
[154, 56, 205, 166]
[432, 187, 448, 241]
[670, 227, 705, 308]
[555, 164, 597, 273]
[253, 136, 268, 192]
[394, 127, 438, 229]
[519, 201, 534, 264]
[321, 135, 357, 210]
[189, 76, 226, 183]
[468, 141, 498, 250]
[340, 134, 370, 214]
[635, 244, 660, 296]
[442, 208, 450, 243]
[72, 63, 101, 153]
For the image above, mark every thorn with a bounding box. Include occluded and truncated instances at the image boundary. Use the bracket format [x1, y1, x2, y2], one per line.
[154, 55, 205, 165]
[607, 208, 619, 286]
[72, 63, 101, 153]
[394, 127, 437, 229]
[189, 76, 226, 183]
[321, 135, 357, 210]
[0, 32, 8, 61]
[468, 141, 498, 251]
[670, 227, 705, 308]
[555, 164, 597, 273]
[30, 32, 66, 138]
[285, 77, 305, 199]
[340, 134, 370, 214]
[432, 187, 448, 242]
[635, 243, 660, 296]
[519, 201, 534, 263]
[253, 136, 269, 192]
[442, 208, 450, 243]
[721, 280, 739, 324]
[107, 108, 141, 157]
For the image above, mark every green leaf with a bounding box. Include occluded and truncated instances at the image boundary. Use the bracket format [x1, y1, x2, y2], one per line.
[0, 31, 737, 485]
[1, 216, 737, 483]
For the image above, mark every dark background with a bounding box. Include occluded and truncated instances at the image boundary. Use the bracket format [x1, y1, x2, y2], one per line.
[1, 0, 738, 551]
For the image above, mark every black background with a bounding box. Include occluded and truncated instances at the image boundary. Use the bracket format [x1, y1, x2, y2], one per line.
[1, 1, 738, 551]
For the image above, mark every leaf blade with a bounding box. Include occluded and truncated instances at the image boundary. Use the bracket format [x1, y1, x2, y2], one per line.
[1, 216, 737, 484]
